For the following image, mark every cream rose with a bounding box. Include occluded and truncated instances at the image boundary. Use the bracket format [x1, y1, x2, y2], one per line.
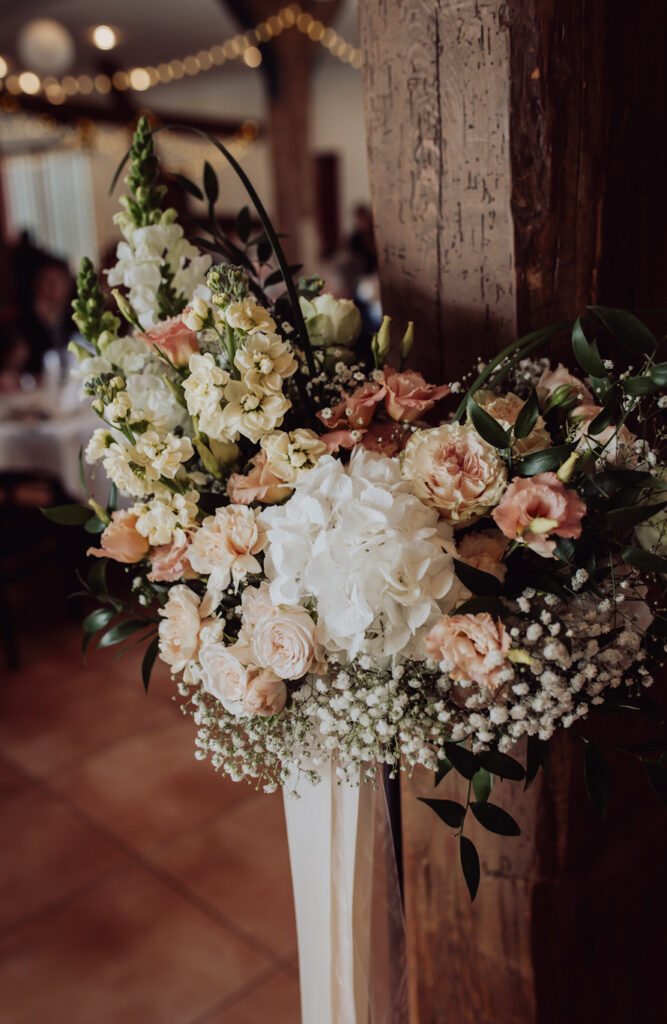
[242, 670, 288, 717]
[249, 603, 318, 680]
[199, 642, 251, 714]
[158, 585, 215, 671]
[189, 505, 266, 591]
[402, 423, 508, 522]
[424, 613, 513, 701]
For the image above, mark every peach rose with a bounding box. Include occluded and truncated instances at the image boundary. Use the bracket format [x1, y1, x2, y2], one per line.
[457, 530, 508, 582]
[189, 505, 266, 590]
[199, 641, 251, 713]
[87, 510, 149, 564]
[402, 423, 508, 522]
[425, 613, 512, 697]
[242, 670, 288, 717]
[474, 389, 551, 456]
[158, 585, 215, 671]
[492, 471, 586, 557]
[249, 603, 318, 680]
[537, 364, 592, 405]
[148, 538, 196, 582]
[142, 316, 199, 367]
[318, 381, 386, 430]
[383, 367, 450, 422]
[571, 403, 637, 465]
[227, 452, 293, 505]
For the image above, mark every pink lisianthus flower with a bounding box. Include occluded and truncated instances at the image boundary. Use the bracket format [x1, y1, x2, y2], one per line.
[425, 612, 513, 701]
[87, 509, 149, 564]
[492, 471, 586, 557]
[320, 428, 365, 453]
[142, 316, 199, 367]
[227, 451, 293, 505]
[318, 381, 386, 431]
[383, 367, 450, 422]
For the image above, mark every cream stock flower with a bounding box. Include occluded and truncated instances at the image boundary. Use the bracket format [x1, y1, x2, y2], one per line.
[225, 297, 276, 335]
[234, 332, 297, 394]
[402, 423, 508, 523]
[261, 450, 464, 661]
[189, 505, 266, 591]
[86, 428, 112, 463]
[134, 430, 194, 482]
[219, 381, 290, 444]
[183, 353, 230, 439]
[133, 491, 200, 546]
[158, 585, 218, 672]
[260, 429, 328, 483]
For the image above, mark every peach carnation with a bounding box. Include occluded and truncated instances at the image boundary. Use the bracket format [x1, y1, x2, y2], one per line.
[87, 509, 149, 564]
[189, 505, 266, 590]
[383, 367, 450, 423]
[457, 530, 508, 582]
[402, 423, 508, 522]
[425, 613, 512, 698]
[227, 452, 293, 505]
[492, 471, 586, 557]
[142, 316, 199, 368]
[148, 538, 196, 582]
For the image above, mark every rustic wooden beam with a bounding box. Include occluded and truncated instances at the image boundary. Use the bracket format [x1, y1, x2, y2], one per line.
[359, 2, 667, 1022]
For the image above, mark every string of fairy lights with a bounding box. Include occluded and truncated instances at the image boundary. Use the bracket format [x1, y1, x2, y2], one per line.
[0, 4, 362, 107]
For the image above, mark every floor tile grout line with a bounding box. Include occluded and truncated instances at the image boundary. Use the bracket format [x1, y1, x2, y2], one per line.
[1, 750, 296, 971]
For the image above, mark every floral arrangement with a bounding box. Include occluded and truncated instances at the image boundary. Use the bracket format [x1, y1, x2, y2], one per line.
[50, 118, 667, 899]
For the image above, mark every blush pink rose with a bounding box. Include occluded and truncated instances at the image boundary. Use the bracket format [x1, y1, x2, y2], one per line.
[318, 381, 386, 430]
[227, 452, 293, 505]
[199, 641, 251, 713]
[492, 471, 586, 557]
[242, 670, 288, 717]
[383, 367, 450, 422]
[148, 538, 196, 582]
[425, 613, 512, 698]
[87, 510, 149, 564]
[142, 316, 199, 367]
[158, 585, 215, 671]
[457, 530, 508, 582]
[250, 603, 318, 680]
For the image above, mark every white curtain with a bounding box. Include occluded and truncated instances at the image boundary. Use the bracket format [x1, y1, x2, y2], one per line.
[3, 148, 98, 271]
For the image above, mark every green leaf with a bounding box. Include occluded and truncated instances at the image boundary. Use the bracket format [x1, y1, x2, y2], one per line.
[572, 317, 607, 378]
[603, 502, 666, 530]
[553, 537, 576, 564]
[513, 388, 539, 440]
[203, 160, 219, 205]
[587, 392, 620, 435]
[170, 171, 204, 201]
[418, 798, 466, 829]
[97, 619, 150, 649]
[472, 767, 493, 803]
[434, 759, 453, 787]
[525, 736, 549, 789]
[87, 557, 108, 596]
[41, 504, 94, 526]
[453, 559, 502, 596]
[81, 629, 94, 664]
[460, 836, 480, 901]
[107, 483, 118, 514]
[141, 636, 160, 693]
[83, 607, 115, 633]
[624, 376, 659, 396]
[583, 740, 610, 817]
[83, 515, 106, 534]
[454, 595, 507, 617]
[470, 801, 521, 836]
[620, 545, 667, 574]
[515, 445, 574, 477]
[236, 205, 251, 243]
[643, 761, 667, 807]
[589, 306, 657, 354]
[77, 446, 89, 500]
[467, 398, 511, 449]
[649, 362, 667, 387]
[443, 742, 479, 780]
[257, 239, 272, 264]
[478, 750, 526, 781]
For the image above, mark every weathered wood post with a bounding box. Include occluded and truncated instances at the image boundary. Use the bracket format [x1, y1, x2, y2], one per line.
[359, 2, 667, 1022]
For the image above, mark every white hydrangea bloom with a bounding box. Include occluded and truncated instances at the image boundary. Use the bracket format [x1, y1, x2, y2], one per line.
[260, 450, 464, 661]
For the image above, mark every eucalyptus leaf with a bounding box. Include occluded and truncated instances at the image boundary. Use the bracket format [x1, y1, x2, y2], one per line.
[589, 306, 657, 354]
[83, 515, 106, 534]
[513, 388, 540, 439]
[443, 742, 479, 781]
[624, 376, 659, 397]
[525, 736, 549, 790]
[467, 398, 510, 449]
[418, 797, 466, 829]
[236, 205, 251, 243]
[478, 750, 526, 781]
[583, 740, 610, 817]
[603, 502, 666, 530]
[87, 557, 108, 596]
[649, 362, 667, 387]
[460, 836, 480, 901]
[516, 445, 574, 476]
[434, 759, 453, 787]
[453, 559, 502, 596]
[470, 801, 521, 836]
[572, 317, 607, 378]
[83, 607, 115, 633]
[41, 504, 94, 526]
[170, 171, 204, 201]
[77, 445, 89, 500]
[203, 160, 219, 205]
[97, 619, 150, 649]
[472, 767, 493, 803]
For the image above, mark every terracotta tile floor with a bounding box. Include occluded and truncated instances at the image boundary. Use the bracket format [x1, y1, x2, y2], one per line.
[0, 621, 301, 1023]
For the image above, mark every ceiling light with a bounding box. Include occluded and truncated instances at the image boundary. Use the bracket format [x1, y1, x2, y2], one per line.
[243, 47, 262, 68]
[18, 19, 75, 76]
[92, 25, 118, 51]
[0, 57, 8, 78]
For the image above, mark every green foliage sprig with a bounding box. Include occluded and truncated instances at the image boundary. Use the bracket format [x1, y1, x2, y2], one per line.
[72, 257, 120, 351]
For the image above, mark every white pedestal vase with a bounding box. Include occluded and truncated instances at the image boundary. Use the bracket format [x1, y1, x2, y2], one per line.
[283, 761, 408, 1024]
